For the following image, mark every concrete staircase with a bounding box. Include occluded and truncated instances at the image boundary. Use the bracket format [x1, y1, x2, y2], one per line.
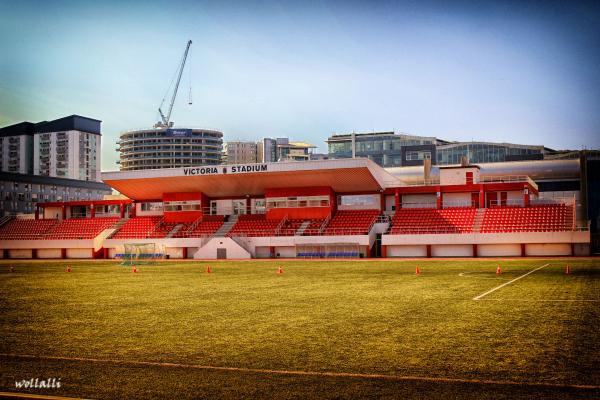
[107, 217, 129, 238]
[472, 209, 485, 233]
[166, 224, 184, 238]
[295, 220, 311, 236]
[213, 214, 238, 237]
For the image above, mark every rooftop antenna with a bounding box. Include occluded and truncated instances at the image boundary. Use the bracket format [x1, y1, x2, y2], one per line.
[155, 40, 192, 128]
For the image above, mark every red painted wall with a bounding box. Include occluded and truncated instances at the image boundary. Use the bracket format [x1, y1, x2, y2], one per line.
[265, 186, 334, 220]
[268, 207, 331, 220]
[163, 192, 205, 223]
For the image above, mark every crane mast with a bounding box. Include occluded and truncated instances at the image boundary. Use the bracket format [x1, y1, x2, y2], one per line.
[155, 40, 192, 128]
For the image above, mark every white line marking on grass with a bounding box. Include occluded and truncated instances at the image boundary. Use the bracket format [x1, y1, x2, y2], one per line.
[472, 263, 550, 301]
[0, 353, 599, 390]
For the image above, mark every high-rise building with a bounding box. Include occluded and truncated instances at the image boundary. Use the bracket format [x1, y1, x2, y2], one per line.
[117, 128, 223, 171]
[224, 141, 258, 164]
[32, 116, 102, 181]
[0, 115, 111, 216]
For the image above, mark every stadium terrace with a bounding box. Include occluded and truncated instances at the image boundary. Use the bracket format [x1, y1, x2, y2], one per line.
[0, 158, 590, 260]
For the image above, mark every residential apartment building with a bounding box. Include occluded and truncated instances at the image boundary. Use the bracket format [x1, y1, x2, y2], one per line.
[224, 141, 259, 164]
[118, 128, 223, 170]
[0, 115, 110, 216]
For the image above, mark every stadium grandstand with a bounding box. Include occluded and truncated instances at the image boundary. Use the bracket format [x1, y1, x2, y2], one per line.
[0, 158, 591, 259]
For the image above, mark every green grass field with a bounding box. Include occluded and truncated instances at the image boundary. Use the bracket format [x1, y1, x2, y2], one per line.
[1, 258, 599, 399]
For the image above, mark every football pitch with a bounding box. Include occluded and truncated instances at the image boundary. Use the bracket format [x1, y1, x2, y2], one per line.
[1, 259, 599, 399]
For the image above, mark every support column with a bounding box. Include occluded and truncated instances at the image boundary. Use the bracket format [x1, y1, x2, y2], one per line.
[35, 205, 39, 220]
[120, 204, 125, 218]
[437, 193, 442, 209]
[269, 246, 275, 258]
[395, 189, 400, 210]
[571, 243, 575, 256]
[524, 187, 530, 207]
[479, 186, 485, 208]
[103, 248, 109, 259]
[32, 249, 38, 259]
[130, 203, 136, 218]
[61, 248, 67, 259]
[521, 243, 526, 257]
[473, 244, 478, 257]
[90, 204, 95, 218]
[61, 205, 66, 219]
[426, 245, 432, 258]
[381, 245, 387, 258]
[182, 247, 188, 259]
[246, 198, 251, 214]
[366, 245, 371, 258]
[380, 193, 385, 212]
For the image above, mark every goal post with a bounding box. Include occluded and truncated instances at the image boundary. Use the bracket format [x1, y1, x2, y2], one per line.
[120, 243, 165, 266]
[295, 243, 361, 258]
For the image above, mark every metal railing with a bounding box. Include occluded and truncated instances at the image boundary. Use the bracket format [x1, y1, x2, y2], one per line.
[480, 175, 538, 190]
[402, 179, 440, 186]
[486, 199, 525, 207]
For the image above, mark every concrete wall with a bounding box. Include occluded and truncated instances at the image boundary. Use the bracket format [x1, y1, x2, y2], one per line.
[9, 249, 33, 258]
[66, 248, 93, 258]
[166, 247, 184, 259]
[525, 243, 571, 256]
[440, 167, 479, 185]
[274, 246, 296, 258]
[431, 244, 473, 257]
[477, 244, 521, 257]
[193, 237, 251, 259]
[387, 245, 427, 257]
[37, 248, 62, 258]
[255, 246, 271, 258]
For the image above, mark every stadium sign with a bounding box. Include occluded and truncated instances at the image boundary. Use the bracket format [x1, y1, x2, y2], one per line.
[229, 164, 268, 173]
[182, 164, 269, 176]
[183, 167, 220, 175]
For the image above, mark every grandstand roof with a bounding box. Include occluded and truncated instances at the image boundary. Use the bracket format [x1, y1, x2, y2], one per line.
[102, 159, 401, 201]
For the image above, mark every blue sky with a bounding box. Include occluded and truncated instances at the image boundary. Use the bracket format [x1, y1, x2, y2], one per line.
[1, 0, 599, 171]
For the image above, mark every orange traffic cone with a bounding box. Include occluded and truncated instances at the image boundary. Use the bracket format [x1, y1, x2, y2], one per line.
[565, 265, 571, 275]
[415, 266, 421, 275]
[277, 266, 283, 275]
[66, 266, 71, 273]
[496, 265, 502, 275]
[132, 266, 137, 273]
[206, 265, 212, 273]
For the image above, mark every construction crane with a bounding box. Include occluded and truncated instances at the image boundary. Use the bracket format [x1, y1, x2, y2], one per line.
[155, 40, 192, 128]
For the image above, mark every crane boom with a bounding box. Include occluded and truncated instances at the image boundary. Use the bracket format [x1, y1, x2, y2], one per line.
[156, 40, 192, 128]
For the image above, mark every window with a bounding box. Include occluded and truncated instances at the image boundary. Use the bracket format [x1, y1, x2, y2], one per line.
[140, 202, 163, 212]
[338, 194, 379, 209]
[266, 196, 330, 209]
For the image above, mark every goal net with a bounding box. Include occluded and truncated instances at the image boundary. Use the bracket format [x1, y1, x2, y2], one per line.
[120, 243, 165, 266]
[295, 243, 361, 258]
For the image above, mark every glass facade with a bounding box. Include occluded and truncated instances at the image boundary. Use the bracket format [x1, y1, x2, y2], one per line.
[436, 143, 544, 165]
[327, 132, 545, 167]
[327, 132, 436, 167]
